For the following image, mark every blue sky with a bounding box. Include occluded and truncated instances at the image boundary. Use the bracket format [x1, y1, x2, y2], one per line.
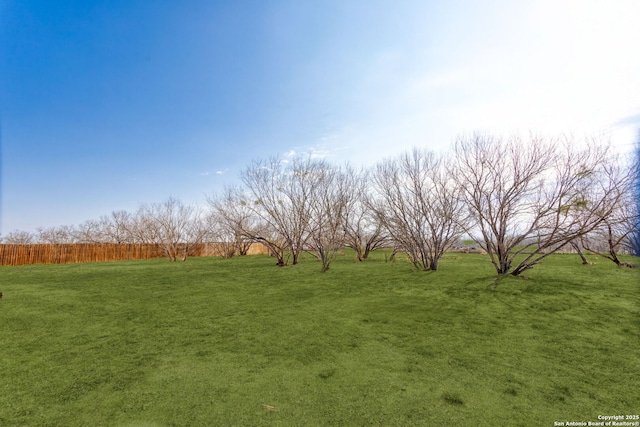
[1, 0, 639, 234]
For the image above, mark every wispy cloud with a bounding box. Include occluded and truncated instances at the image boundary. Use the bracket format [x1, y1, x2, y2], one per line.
[282, 136, 350, 163]
[200, 169, 228, 177]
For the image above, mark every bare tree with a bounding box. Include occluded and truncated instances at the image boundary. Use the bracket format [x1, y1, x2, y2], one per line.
[36, 225, 77, 244]
[182, 206, 209, 261]
[370, 148, 465, 271]
[202, 212, 238, 258]
[343, 168, 390, 261]
[580, 151, 639, 267]
[1, 229, 36, 244]
[207, 187, 259, 257]
[454, 133, 612, 276]
[140, 197, 204, 262]
[240, 156, 318, 266]
[209, 187, 287, 260]
[97, 210, 136, 243]
[127, 206, 157, 244]
[306, 162, 352, 272]
[213, 187, 294, 264]
[75, 219, 104, 243]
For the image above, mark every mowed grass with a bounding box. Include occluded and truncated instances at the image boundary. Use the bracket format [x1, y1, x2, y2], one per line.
[1, 251, 639, 426]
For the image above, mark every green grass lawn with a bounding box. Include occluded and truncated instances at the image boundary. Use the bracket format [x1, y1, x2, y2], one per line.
[1, 250, 639, 426]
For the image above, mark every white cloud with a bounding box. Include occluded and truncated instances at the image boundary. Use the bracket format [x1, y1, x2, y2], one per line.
[199, 169, 228, 177]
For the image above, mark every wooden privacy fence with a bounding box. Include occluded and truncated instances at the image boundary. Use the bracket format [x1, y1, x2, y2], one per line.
[0, 243, 269, 266]
[0, 244, 166, 266]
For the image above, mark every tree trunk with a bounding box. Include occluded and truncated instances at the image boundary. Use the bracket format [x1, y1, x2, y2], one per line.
[495, 256, 511, 275]
[608, 230, 622, 267]
[570, 241, 590, 265]
[363, 243, 371, 260]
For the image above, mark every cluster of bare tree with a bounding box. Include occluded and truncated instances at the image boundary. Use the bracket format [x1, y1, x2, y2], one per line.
[3, 134, 638, 274]
[206, 134, 638, 274]
[208, 157, 389, 271]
